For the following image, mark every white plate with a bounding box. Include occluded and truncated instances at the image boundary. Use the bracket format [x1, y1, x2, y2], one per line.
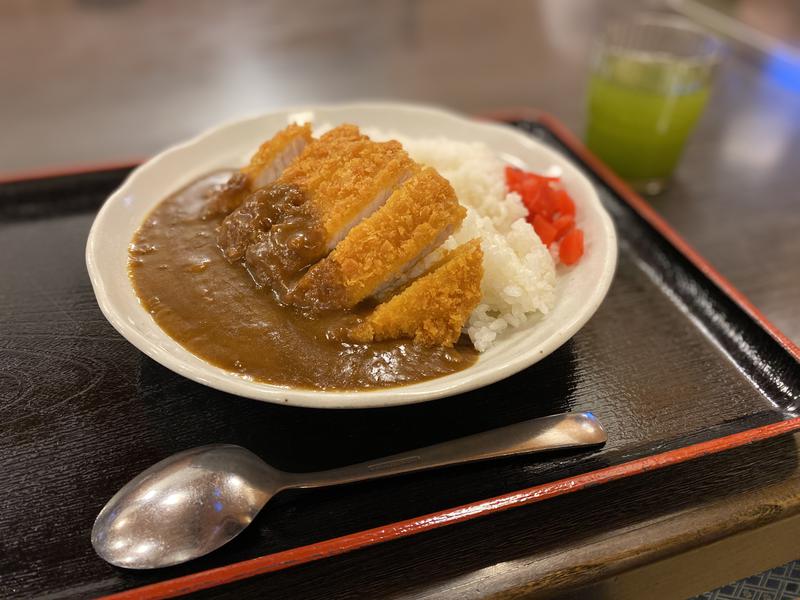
[86, 102, 617, 409]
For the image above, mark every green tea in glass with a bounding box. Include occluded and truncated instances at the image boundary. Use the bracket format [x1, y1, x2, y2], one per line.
[586, 16, 721, 194]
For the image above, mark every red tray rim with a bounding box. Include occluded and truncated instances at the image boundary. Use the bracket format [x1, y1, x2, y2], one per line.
[6, 111, 797, 600]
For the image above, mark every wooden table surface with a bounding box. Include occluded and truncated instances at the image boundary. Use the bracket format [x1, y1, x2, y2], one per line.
[2, 1, 799, 598]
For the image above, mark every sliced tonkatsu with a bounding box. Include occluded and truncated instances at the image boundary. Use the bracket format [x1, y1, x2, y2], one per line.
[241, 123, 313, 190]
[216, 122, 484, 346]
[277, 125, 416, 251]
[291, 167, 465, 310]
[227, 125, 417, 297]
[350, 239, 484, 347]
[207, 123, 312, 216]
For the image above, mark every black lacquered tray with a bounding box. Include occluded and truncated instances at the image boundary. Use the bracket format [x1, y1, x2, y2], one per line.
[1, 115, 798, 600]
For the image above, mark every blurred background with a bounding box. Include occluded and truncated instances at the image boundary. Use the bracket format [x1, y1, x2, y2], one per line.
[2, 1, 799, 598]
[1, 0, 797, 173]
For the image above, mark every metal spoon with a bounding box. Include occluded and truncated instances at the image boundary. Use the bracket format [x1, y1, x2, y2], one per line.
[92, 411, 606, 569]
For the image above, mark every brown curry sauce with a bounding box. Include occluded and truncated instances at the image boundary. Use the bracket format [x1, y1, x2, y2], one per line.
[128, 172, 477, 391]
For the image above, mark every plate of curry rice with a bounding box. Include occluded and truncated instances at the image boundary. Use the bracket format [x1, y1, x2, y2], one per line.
[86, 102, 616, 408]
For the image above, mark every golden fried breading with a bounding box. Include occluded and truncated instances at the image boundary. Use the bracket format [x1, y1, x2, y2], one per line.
[279, 124, 416, 250]
[350, 239, 483, 347]
[292, 167, 465, 309]
[205, 123, 313, 216]
[240, 123, 313, 189]
[275, 125, 366, 191]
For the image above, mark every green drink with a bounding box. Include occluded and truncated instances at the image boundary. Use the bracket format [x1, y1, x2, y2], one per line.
[586, 17, 721, 194]
[587, 70, 710, 182]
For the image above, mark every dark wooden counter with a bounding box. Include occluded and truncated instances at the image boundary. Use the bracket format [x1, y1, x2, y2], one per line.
[1, 1, 798, 598]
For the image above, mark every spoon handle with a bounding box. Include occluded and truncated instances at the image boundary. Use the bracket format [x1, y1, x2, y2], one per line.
[287, 412, 606, 490]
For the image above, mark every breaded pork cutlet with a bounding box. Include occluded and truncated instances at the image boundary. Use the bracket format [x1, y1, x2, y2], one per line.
[239, 125, 418, 297]
[207, 123, 313, 216]
[350, 239, 483, 347]
[278, 125, 416, 253]
[242, 123, 313, 189]
[291, 167, 465, 310]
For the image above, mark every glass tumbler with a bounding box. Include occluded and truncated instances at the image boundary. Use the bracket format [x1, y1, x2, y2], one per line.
[586, 15, 722, 194]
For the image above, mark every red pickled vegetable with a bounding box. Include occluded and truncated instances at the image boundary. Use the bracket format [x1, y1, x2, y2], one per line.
[536, 186, 558, 219]
[527, 172, 560, 183]
[553, 189, 575, 216]
[559, 228, 584, 265]
[504, 165, 584, 265]
[552, 214, 575, 240]
[505, 166, 523, 188]
[532, 214, 557, 246]
[520, 177, 541, 199]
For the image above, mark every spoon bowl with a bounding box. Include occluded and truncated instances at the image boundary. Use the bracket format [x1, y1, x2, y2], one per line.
[92, 445, 282, 569]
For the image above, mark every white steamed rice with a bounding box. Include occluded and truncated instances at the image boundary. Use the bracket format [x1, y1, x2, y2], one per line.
[365, 129, 557, 352]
